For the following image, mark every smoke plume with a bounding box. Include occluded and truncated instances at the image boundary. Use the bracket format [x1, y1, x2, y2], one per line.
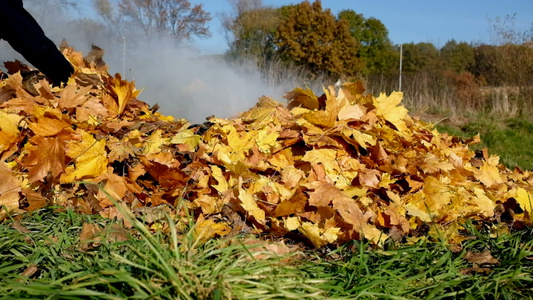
[0, 2, 289, 123]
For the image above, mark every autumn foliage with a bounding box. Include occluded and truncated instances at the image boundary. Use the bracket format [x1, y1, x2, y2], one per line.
[1, 48, 532, 248]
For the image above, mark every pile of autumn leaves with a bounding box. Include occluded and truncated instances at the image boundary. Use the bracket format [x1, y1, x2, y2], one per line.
[1, 48, 532, 248]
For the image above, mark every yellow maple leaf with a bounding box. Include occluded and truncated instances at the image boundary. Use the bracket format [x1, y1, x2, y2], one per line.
[194, 214, 231, 244]
[255, 128, 279, 154]
[0, 111, 23, 155]
[285, 87, 320, 110]
[472, 156, 503, 187]
[299, 222, 340, 248]
[298, 88, 346, 128]
[210, 165, 229, 193]
[238, 185, 265, 221]
[420, 153, 454, 174]
[302, 149, 340, 180]
[373, 92, 408, 132]
[226, 125, 253, 151]
[285, 216, 301, 231]
[170, 129, 200, 150]
[0, 110, 22, 136]
[142, 129, 168, 155]
[361, 224, 388, 246]
[515, 187, 533, 213]
[154, 112, 175, 122]
[60, 130, 108, 183]
[108, 75, 140, 115]
[193, 194, 221, 214]
[471, 188, 497, 218]
[339, 127, 376, 149]
[338, 103, 365, 120]
[405, 176, 454, 222]
[280, 165, 304, 189]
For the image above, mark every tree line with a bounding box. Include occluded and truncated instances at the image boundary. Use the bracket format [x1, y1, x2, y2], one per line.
[224, 0, 531, 83]
[222, 0, 532, 115]
[24, 0, 531, 90]
[20, 0, 532, 115]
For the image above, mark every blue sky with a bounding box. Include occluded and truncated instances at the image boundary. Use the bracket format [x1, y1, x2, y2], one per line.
[188, 0, 533, 54]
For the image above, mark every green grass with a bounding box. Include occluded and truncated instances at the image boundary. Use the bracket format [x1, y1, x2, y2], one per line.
[316, 223, 533, 299]
[436, 116, 533, 171]
[2, 207, 533, 299]
[0, 207, 326, 299]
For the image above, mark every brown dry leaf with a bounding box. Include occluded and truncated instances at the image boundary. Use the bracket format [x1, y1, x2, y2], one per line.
[0, 162, 22, 214]
[104, 224, 130, 243]
[23, 188, 48, 211]
[332, 193, 366, 228]
[11, 220, 31, 233]
[273, 188, 307, 217]
[107, 136, 136, 162]
[307, 180, 342, 207]
[464, 250, 499, 265]
[358, 169, 381, 188]
[95, 169, 128, 205]
[19, 265, 39, 278]
[460, 266, 492, 275]
[338, 103, 365, 120]
[57, 85, 93, 109]
[76, 97, 110, 122]
[241, 238, 300, 262]
[78, 223, 103, 252]
[22, 136, 65, 182]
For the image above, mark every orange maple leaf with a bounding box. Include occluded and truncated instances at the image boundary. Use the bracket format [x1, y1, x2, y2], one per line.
[23, 136, 66, 182]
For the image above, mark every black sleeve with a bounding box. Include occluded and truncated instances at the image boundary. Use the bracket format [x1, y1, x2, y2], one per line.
[0, 0, 74, 85]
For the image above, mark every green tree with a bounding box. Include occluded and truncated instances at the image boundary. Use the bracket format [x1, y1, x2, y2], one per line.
[401, 42, 441, 73]
[338, 9, 394, 75]
[440, 40, 475, 73]
[276, 0, 361, 78]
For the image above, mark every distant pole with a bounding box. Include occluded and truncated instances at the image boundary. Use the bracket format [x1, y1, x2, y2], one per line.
[399, 44, 403, 92]
[122, 36, 126, 77]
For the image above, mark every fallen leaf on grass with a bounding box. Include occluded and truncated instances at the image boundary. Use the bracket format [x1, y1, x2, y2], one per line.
[240, 238, 302, 263]
[194, 214, 231, 244]
[11, 220, 31, 233]
[78, 223, 103, 252]
[464, 250, 499, 265]
[17, 264, 39, 281]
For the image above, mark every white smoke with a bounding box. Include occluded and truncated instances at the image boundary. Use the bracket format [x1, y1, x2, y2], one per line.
[0, 1, 289, 123]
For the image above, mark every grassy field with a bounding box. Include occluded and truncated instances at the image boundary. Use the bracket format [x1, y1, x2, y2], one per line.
[2, 205, 533, 299]
[2, 115, 533, 299]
